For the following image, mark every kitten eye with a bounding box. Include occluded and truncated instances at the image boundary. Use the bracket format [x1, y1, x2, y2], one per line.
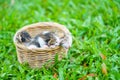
[45, 39, 50, 43]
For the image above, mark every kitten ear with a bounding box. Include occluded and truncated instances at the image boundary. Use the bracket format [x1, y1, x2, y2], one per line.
[16, 34, 22, 43]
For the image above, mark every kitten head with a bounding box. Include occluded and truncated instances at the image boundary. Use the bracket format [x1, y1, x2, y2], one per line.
[16, 31, 31, 43]
[43, 31, 60, 46]
[21, 31, 31, 42]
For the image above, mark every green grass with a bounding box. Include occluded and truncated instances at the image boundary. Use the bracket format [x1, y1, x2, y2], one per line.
[0, 0, 120, 80]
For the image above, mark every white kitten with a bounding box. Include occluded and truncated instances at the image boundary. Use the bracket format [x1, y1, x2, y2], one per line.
[37, 37, 46, 47]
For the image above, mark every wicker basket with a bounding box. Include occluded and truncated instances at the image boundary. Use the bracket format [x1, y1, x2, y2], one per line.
[13, 22, 72, 68]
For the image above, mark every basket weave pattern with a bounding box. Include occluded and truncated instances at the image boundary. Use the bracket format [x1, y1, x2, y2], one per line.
[13, 22, 72, 68]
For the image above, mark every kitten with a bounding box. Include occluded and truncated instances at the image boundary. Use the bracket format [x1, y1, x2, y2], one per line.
[16, 31, 31, 43]
[41, 31, 60, 48]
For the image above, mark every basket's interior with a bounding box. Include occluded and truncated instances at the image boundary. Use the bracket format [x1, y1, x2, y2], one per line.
[25, 25, 65, 38]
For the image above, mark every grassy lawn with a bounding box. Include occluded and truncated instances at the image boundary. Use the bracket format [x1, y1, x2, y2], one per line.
[0, 0, 120, 80]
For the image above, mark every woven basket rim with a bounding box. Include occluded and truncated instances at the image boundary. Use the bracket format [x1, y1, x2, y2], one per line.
[13, 22, 72, 51]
